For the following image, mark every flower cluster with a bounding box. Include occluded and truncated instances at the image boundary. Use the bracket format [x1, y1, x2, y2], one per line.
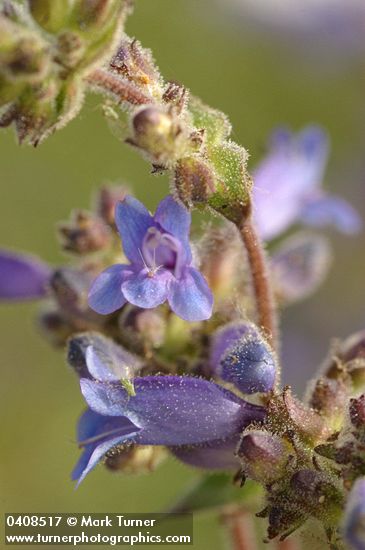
[1, 5, 365, 548]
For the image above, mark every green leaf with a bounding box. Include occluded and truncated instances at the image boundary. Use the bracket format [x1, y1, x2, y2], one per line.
[168, 472, 262, 514]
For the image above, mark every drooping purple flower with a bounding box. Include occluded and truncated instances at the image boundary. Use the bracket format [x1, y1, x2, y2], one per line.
[88, 195, 213, 322]
[73, 359, 265, 484]
[210, 322, 277, 394]
[343, 478, 365, 550]
[0, 249, 51, 300]
[253, 126, 362, 241]
[271, 232, 332, 305]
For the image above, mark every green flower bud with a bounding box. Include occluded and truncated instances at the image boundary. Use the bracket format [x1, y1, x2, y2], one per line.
[28, 0, 75, 33]
[130, 106, 190, 166]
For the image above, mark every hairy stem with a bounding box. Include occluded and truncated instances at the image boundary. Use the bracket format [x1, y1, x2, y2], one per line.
[221, 507, 258, 550]
[87, 68, 152, 105]
[238, 217, 277, 347]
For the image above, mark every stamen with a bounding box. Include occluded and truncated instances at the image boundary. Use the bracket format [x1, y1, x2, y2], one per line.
[78, 427, 130, 448]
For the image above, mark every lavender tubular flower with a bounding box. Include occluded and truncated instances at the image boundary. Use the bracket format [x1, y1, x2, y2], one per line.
[0, 249, 51, 300]
[74, 375, 265, 484]
[343, 478, 365, 550]
[88, 195, 213, 322]
[253, 126, 362, 240]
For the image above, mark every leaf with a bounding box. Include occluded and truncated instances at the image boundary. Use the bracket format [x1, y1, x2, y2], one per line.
[168, 472, 262, 514]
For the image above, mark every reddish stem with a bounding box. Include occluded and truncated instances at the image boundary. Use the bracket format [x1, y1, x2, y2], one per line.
[238, 217, 277, 347]
[87, 68, 152, 106]
[221, 507, 258, 550]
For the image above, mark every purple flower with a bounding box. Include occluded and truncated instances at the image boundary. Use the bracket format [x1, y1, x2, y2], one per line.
[343, 478, 365, 550]
[88, 195, 213, 322]
[210, 322, 277, 394]
[253, 126, 362, 241]
[0, 250, 51, 300]
[72, 355, 265, 484]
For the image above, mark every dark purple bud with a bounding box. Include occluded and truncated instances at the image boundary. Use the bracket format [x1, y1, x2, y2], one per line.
[271, 232, 331, 305]
[58, 210, 111, 254]
[210, 322, 276, 394]
[343, 478, 365, 550]
[350, 395, 365, 430]
[237, 430, 294, 484]
[290, 469, 343, 520]
[0, 249, 50, 300]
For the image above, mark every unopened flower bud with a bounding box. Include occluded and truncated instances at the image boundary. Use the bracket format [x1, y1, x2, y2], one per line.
[0, 16, 49, 86]
[323, 331, 365, 391]
[130, 106, 188, 165]
[95, 185, 129, 227]
[37, 308, 73, 347]
[28, 0, 74, 33]
[111, 38, 160, 89]
[282, 389, 330, 444]
[210, 322, 276, 394]
[76, 0, 129, 31]
[309, 377, 349, 432]
[58, 210, 111, 254]
[174, 157, 216, 207]
[198, 223, 242, 299]
[290, 469, 343, 522]
[237, 430, 294, 484]
[105, 444, 166, 474]
[49, 267, 98, 321]
[343, 478, 365, 550]
[118, 306, 166, 351]
[350, 395, 365, 430]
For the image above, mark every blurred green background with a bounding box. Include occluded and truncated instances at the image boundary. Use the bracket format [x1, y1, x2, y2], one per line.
[1, 1, 364, 548]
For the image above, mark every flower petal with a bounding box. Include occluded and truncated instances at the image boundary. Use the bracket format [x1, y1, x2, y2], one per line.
[86, 345, 138, 383]
[300, 194, 362, 234]
[220, 332, 276, 394]
[115, 196, 154, 265]
[88, 264, 131, 315]
[271, 231, 332, 304]
[154, 195, 192, 262]
[210, 322, 252, 371]
[121, 268, 172, 309]
[171, 437, 240, 470]
[0, 250, 50, 300]
[342, 477, 365, 550]
[72, 409, 140, 485]
[80, 375, 265, 446]
[253, 126, 329, 240]
[168, 267, 213, 322]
